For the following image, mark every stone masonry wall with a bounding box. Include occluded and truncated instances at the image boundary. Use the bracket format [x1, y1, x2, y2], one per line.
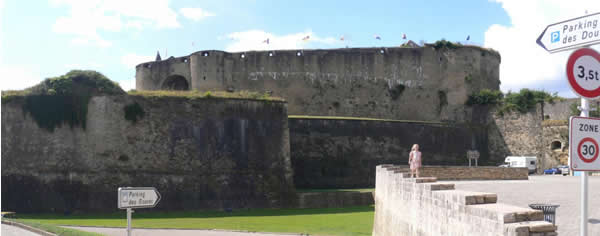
[390, 165, 528, 180]
[136, 46, 501, 122]
[289, 117, 492, 189]
[541, 122, 569, 171]
[1, 95, 294, 213]
[487, 105, 544, 171]
[543, 99, 577, 120]
[373, 165, 557, 236]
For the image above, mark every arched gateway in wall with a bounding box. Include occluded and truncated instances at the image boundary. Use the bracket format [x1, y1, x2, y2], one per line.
[161, 75, 189, 90]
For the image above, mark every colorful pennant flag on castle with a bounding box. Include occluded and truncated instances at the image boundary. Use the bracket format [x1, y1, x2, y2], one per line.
[263, 38, 270, 44]
[340, 35, 345, 41]
[302, 35, 310, 41]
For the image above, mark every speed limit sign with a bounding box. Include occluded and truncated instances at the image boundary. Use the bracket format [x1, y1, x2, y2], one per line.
[570, 116, 600, 170]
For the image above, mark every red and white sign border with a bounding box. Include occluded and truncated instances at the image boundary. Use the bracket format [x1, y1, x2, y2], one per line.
[566, 48, 600, 99]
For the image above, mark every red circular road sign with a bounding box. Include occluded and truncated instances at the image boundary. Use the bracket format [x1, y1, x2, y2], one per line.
[577, 137, 599, 163]
[566, 48, 600, 98]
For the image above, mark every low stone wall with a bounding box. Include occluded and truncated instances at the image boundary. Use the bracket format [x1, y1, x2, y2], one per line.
[296, 191, 373, 209]
[373, 165, 557, 236]
[392, 165, 528, 180]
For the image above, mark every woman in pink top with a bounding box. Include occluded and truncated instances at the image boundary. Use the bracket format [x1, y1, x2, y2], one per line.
[409, 144, 422, 178]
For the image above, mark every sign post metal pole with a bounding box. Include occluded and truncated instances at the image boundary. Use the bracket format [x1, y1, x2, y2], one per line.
[118, 187, 161, 236]
[580, 98, 589, 236]
[127, 208, 132, 236]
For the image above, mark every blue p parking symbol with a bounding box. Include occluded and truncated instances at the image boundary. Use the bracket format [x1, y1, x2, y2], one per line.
[551, 31, 560, 43]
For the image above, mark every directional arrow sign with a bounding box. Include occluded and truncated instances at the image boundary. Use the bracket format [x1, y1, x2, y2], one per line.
[537, 12, 600, 53]
[118, 187, 161, 209]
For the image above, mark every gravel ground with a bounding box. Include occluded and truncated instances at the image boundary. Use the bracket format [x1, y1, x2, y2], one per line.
[441, 175, 600, 236]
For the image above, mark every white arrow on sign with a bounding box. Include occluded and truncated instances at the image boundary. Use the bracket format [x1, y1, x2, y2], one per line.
[537, 12, 600, 53]
[569, 116, 600, 171]
[118, 187, 161, 209]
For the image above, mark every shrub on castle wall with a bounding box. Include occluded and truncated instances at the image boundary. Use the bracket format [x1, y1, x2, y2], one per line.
[467, 88, 563, 116]
[2, 70, 124, 132]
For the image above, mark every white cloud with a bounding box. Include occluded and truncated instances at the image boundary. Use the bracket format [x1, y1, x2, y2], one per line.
[50, 0, 180, 47]
[121, 53, 154, 68]
[224, 30, 340, 52]
[485, 0, 600, 96]
[179, 8, 215, 21]
[118, 77, 136, 91]
[0, 64, 43, 91]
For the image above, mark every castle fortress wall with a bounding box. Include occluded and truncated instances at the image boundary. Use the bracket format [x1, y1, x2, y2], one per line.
[1, 96, 294, 212]
[136, 46, 501, 121]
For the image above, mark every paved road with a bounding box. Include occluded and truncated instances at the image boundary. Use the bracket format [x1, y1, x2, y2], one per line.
[442, 175, 600, 236]
[1, 224, 41, 236]
[65, 226, 302, 236]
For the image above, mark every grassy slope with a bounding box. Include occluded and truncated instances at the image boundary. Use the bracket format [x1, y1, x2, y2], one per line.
[14, 206, 374, 236]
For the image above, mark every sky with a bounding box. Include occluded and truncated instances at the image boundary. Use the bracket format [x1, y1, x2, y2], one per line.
[0, 0, 599, 97]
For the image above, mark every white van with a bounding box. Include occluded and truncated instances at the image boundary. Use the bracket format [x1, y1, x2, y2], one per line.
[504, 156, 537, 174]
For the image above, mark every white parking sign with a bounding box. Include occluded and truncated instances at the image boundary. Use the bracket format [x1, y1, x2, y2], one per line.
[570, 116, 600, 171]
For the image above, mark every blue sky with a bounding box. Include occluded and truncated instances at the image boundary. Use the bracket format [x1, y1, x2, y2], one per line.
[0, 0, 599, 96]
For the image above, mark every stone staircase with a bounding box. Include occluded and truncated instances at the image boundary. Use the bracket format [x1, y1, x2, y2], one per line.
[373, 165, 557, 236]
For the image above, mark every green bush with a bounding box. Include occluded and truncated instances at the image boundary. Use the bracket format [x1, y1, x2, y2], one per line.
[7, 70, 124, 132]
[433, 39, 461, 50]
[466, 89, 503, 105]
[124, 102, 145, 123]
[467, 88, 563, 116]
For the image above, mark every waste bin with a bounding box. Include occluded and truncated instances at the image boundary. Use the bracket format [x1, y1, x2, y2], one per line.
[529, 204, 560, 225]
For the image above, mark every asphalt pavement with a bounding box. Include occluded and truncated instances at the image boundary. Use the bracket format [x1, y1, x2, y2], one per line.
[1, 223, 42, 236]
[442, 175, 600, 236]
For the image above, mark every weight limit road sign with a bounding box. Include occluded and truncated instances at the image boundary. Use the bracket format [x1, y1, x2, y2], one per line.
[570, 116, 600, 171]
[118, 187, 161, 209]
[566, 48, 600, 99]
[537, 12, 600, 53]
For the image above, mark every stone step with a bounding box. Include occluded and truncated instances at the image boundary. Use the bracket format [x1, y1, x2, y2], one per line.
[504, 221, 557, 234]
[422, 183, 455, 191]
[393, 171, 411, 178]
[403, 177, 437, 183]
[433, 190, 497, 205]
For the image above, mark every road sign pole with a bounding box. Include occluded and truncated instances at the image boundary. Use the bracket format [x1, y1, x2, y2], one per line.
[580, 97, 589, 236]
[127, 208, 132, 236]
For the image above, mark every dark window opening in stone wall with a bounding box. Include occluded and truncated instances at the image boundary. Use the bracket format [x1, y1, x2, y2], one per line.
[162, 75, 189, 91]
[551, 141, 562, 151]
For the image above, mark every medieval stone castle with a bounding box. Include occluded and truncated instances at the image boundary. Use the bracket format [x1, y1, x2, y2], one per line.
[2, 44, 572, 213]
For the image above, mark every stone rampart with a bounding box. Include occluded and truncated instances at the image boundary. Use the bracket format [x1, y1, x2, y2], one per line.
[1, 95, 294, 212]
[487, 105, 543, 170]
[373, 165, 557, 236]
[136, 46, 501, 122]
[289, 117, 492, 188]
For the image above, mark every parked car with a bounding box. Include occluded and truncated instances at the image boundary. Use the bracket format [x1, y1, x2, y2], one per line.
[557, 165, 570, 176]
[543, 167, 561, 175]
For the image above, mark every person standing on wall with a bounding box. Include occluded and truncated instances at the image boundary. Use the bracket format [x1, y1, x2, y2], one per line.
[409, 144, 422, 178]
